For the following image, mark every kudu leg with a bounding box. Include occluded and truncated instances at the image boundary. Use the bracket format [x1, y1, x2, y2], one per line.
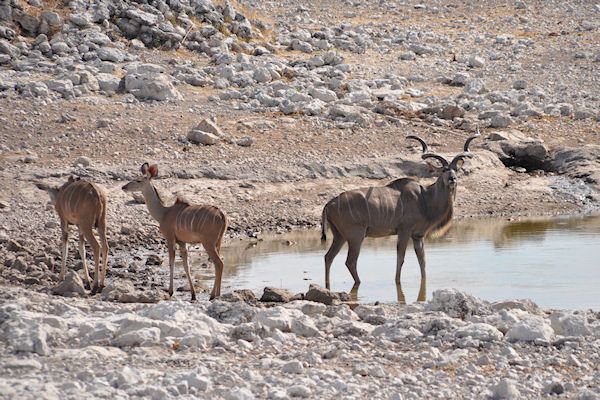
[59, 223, 69, 281]
[205, 243, 224, 300]
[77, 228, 92, 289]
[166, 239, 176, 298]
[345, 232, 365, 287]
[417, 276, 427, 302]
[178, 241, 196, 301]
[324, 232, 346, 289]
[98, 219, 109, 289]
[82, 225, 101, 294]
[395, 233, 410, 284]
[413, 236, 427, 280]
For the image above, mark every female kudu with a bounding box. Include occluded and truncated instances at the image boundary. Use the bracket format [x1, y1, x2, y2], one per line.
[122, 163, 227, 300]
[36, 176, 109, 293]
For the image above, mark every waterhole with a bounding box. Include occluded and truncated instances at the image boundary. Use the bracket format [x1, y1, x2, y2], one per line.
[169, 215, 600, 310]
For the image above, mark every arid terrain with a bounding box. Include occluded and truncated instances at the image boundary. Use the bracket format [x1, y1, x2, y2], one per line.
[1, 0, 600, 398]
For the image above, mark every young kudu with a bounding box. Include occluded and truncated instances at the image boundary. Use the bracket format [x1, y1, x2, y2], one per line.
[36, 176, 109, 293]
[321, 134, 479, 296]
[122, 163, 227, 300]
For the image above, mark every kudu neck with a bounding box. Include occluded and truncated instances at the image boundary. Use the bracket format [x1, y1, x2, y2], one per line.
[425, 176, 456, 215]
[141, 182, 168, 222]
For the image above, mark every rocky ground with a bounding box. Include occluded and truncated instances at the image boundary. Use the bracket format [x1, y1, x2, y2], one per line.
[1, 0, 600, 398]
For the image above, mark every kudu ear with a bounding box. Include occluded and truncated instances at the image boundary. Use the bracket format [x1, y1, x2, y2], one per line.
[141, 163, 149, 175]
[35, 181, 59, 202]
[148, 164, 158, 178]
[454, 158, 464, 169]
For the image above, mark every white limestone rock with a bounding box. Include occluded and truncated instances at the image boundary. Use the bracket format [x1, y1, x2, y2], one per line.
[253, 306, 303, 332]
[124, 72, 182, 101]
[112, 326, 161, 347]
[505, 317, 554, 342]
[491, 378, 520, 399]
[550, 311, 591, 336]
[426, 289, 492, 318]
[455, 322, 504, 342]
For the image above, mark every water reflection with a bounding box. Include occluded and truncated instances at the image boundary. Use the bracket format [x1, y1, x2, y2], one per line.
[396, 278, 427, 304]
[187, 215, 600, 310]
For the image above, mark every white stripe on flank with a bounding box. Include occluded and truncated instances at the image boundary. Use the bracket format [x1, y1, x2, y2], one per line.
[72, 188, 81, 213]
[66, 186, 75, 213]
[386, 190, 394, 223]
[177, 211, 185, 233]
[198, 209, 208, 232]
[345, 194, 355, 222]
[189, 209, 197, 233]
[364, 193, 371, 226]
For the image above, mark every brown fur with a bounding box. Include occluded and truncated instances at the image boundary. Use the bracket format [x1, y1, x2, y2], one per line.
[122, 163, 227, 301]
[322, 134, 478, 290]
[36, 178, 109, 293]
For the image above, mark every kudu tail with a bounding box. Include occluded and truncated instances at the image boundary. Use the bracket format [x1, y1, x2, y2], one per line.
[321, 205, 328, 242]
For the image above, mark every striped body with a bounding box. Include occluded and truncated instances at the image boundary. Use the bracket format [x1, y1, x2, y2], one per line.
[321, 133, 477, 298]
[164, 201, 227, 244]
[323, 177, 451, 240]
[55, 180, 106, 227]
[122, 163, 227, 300]
[37, 177, 109, 293]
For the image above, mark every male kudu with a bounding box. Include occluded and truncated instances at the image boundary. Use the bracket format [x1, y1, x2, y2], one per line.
[321, 134, 479, 299]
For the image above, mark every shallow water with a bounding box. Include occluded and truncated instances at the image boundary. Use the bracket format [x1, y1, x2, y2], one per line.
[210, 215, 600, 310]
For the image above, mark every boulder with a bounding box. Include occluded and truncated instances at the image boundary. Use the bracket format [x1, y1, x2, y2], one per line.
[455, 322, 503, 342]
[253, 306, 303, 332]
[549, 145, 600, 187]
[550, 311, 591, 336]
[505, 317, 554, 342]
[193, 118, 223, 136]
[188, 130, 219, 145]
[260, 287, 294, 303]
[124, 73, 182, 101]
[13, 10, 40, 36]
[0, 38, 19, 58]
[102, 280, 136, 301]
[52, 271, 86, 296]
[47, 79, 74, 97]
[96, 73, 121, 92]
[426, 289, 492, 318]
[69, 12, 91, 27]
[310, 87, 337, 102]
[218, 289, 257, 303]
[304, 284, 339, 306]
[484, 132, 549, 170]
[97, 47, 127, 63]
[126, 9, 160, 26]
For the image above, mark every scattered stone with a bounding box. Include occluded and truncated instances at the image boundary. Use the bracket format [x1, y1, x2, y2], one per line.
[304, 284, 340, 305]
[236, 136, 253, 147]
[73, 156, 91, 167]
[124, 72, 182, 101]
[194, 118, 224, 137]
[188, 130, 219, 145]
[260, 287, 294, 302]
[491, 379, 520, 399]
[52, 271, 86, 296]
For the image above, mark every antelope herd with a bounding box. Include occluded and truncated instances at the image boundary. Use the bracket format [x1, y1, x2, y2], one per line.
[35, 134, 478, 302]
